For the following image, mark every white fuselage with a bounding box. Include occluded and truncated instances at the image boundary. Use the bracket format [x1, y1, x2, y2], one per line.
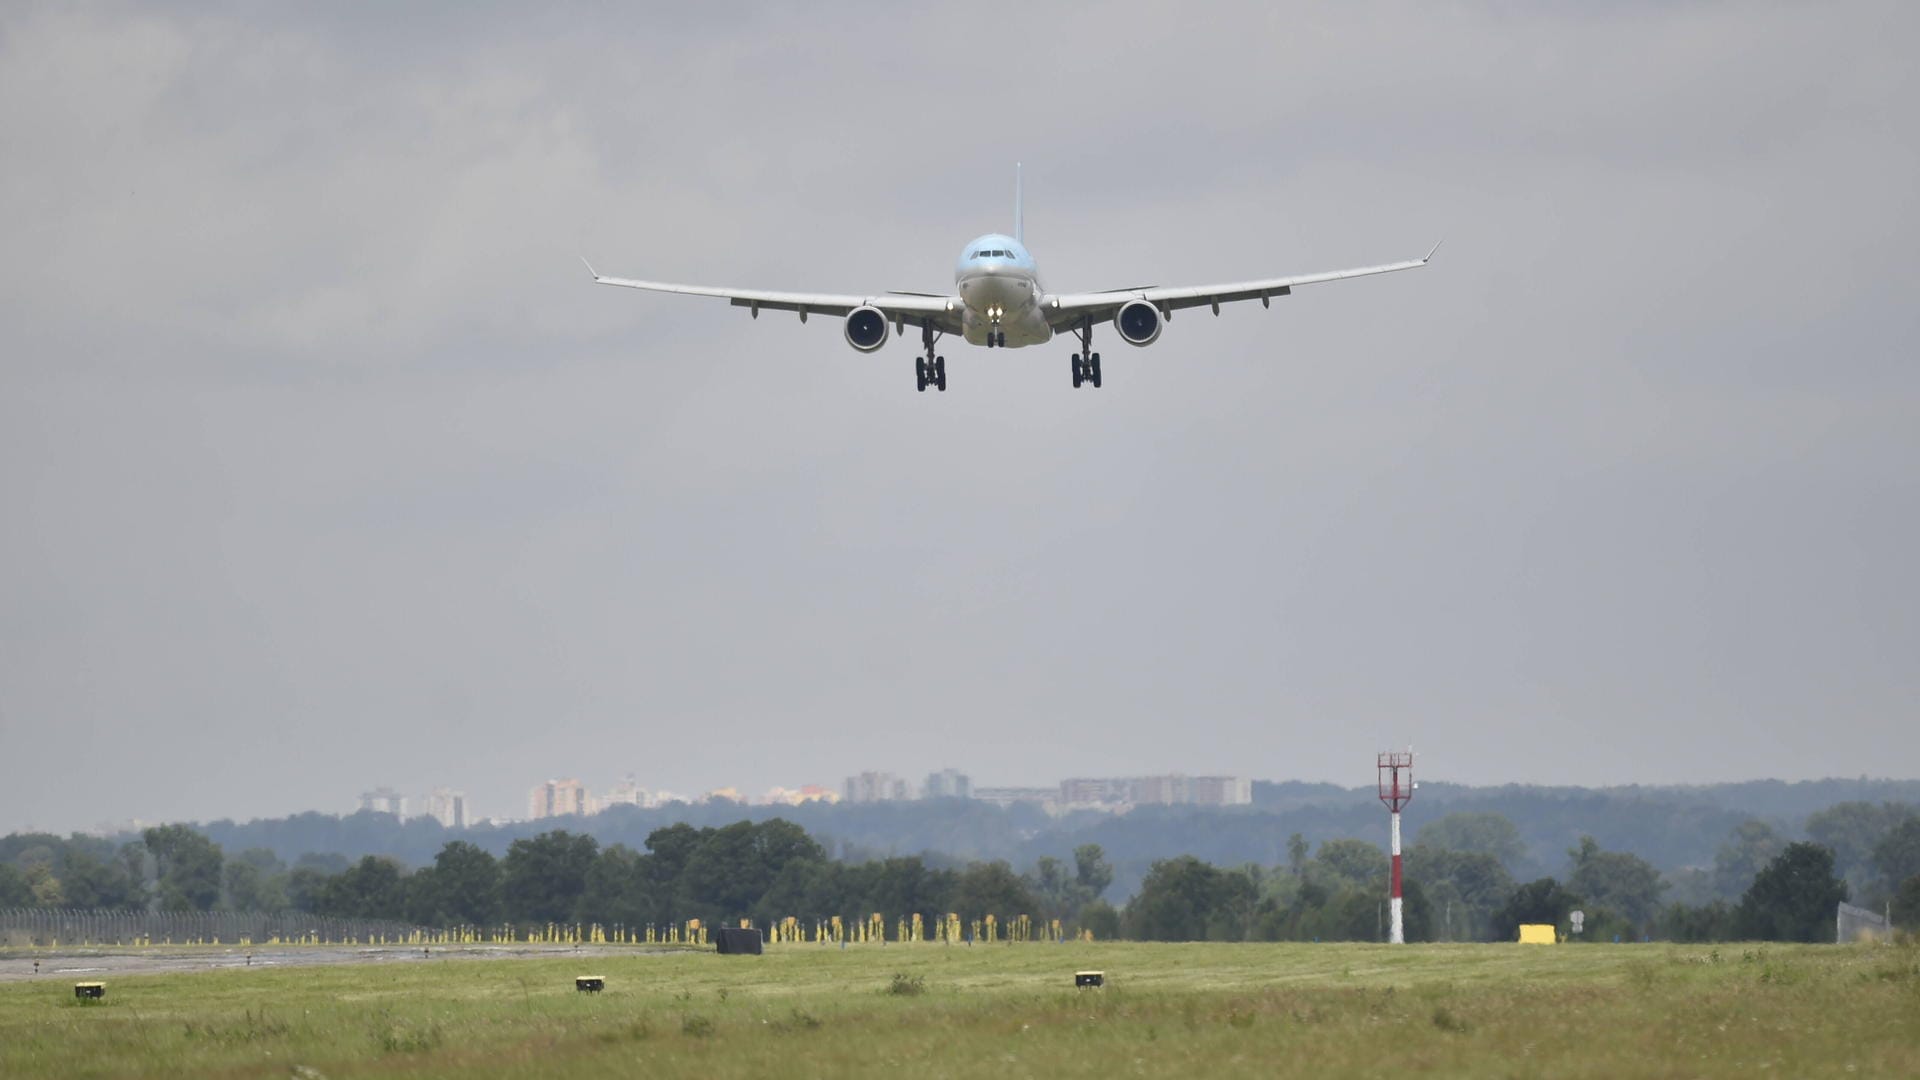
[954, 234, 1051, 347]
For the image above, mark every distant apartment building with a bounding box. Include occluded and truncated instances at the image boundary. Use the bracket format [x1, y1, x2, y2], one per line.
[1130, 775, 1185, 806]
[1188, 775, 1253, 806]
[358, 787, 406, 817]
[1058, 775, 1253, 810]
[971, 787, 1058, 811]
[601, 776, 650, 811]
[527, 778, 592, 820]
[843, 771, 910, 803]
[420, 787, 469, 829]
[762, 785, 839, 806]
[923, 768, 972, 800]
[1059, 777, 1131, 807]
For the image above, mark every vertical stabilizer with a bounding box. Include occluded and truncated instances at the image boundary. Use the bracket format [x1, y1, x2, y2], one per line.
[1014, 163, 1023, 243]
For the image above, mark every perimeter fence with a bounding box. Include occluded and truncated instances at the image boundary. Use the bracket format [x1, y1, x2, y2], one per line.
[2, 908, 1081, 948]
[0, 908, 431, 947]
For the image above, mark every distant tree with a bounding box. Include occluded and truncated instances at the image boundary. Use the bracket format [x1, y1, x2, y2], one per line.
[222, 849, 288, 911]
[1074, 844, 1114, 900]
[1870, 819, 1920, 899]
[1406, 845, 1514, 941]
[142, 825, 223, 912]
[678, 820, 825, 922]
[574, 844, 656, 928]
[287, 867, 332, 913]
[755, 856, 846, 924]
[319, 856, 408, 920]
[950, 860, 1039, 925]
[1026, 856, 1072, 919]
[1251, 874, 1330, 942]
[1414, 813, 1526, 870]
[1491, 878, 1582, 941]
[406, 841, 500, 926]
[502, 831, 599, 925]
[863, 857, 949, 923]
[57, 847, 144, 910]
[117, 841, 151, 906]
[1661, 866, 1717, 907]
[1314, 879, 1433, 943]
[1312, 839, 1388, 891]
[1287, 833, 1310, 877]
[0, 834, 62, 869]
[643, 822, 705, 908]
[1734, 842, 1847, 942]
[1567, 836, 1666, 927]
[1712, 820, 1786, 900]
[221, 857, 263, 907]
[0, 863, 31, 906]
[1124, 856, 1257, 941]
[1891, 875, 1920, 930]
[1805, 802, 1917, 898]
[1077, 899, 1121, 940]
[1027, 845, 1115, 920]
[26, 863, 64, 906]
[294, 852, 351, 875]
[1658, 900, 1736, 942]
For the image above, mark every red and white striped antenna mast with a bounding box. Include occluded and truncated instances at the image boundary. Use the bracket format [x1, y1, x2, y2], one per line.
[1377, 749, 1415, 944]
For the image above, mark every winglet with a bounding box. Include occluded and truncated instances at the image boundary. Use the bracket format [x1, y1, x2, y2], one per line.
[580, 255, 600, 280]
[1423, 239, 1444, 263]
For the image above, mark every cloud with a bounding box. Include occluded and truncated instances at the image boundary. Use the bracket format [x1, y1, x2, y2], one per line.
[1, 2, 1916, 832]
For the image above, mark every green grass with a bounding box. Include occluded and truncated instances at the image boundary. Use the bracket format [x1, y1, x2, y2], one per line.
[4, 940, 1918, 1077]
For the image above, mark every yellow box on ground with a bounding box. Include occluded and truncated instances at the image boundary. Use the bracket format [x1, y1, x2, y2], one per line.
[1518, 924, 1557, 944]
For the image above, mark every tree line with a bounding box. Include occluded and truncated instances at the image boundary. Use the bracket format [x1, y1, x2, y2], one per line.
[162, 776, 1920, 901]
[4, 808, 1918, 943]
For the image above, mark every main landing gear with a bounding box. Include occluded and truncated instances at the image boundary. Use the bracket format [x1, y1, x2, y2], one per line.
[916, 322, 947, 392]
[1069, 319, 1102, 389]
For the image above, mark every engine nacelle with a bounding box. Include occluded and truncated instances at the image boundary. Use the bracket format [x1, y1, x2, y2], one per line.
[844, 305, 890, 353]
[1114, 299, 1163, 346]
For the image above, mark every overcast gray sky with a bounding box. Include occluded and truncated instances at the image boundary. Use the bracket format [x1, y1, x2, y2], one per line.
[3, 2, 1916, 834]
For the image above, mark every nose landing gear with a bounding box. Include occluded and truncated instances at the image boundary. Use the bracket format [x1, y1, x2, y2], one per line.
[1068, 318, 1102, 389]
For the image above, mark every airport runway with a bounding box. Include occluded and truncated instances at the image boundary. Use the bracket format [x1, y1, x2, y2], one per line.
[0, 943, 675, 982]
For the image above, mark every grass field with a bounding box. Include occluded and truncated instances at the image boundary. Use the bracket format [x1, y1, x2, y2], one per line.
[3, 940, 1917, 1078]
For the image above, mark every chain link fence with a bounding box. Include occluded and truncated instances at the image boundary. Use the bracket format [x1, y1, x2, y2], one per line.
[0, 908, 429, 947]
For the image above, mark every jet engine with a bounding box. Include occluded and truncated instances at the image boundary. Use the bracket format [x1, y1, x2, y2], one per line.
[843, 305, 890, 353]
[1114, 299, 1163, 346]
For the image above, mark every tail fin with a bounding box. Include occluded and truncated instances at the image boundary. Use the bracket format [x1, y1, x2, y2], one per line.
[1014, 162, 1023, 243]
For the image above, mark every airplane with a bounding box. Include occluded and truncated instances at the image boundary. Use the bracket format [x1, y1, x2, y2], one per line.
[583, 167, 1437, 392]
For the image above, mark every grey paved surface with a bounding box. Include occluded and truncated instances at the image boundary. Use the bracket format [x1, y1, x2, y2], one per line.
[0, 943, 674, 982]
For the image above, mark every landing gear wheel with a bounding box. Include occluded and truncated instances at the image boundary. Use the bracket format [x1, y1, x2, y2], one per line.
[933, 355, 947, 391]
[1069, 319, 1102, 389]
[915, 357, 929, 393]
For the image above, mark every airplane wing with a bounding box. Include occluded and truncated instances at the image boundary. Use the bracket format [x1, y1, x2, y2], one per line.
[1043, 244, 1439, 329]
[583, 259, 961, 332]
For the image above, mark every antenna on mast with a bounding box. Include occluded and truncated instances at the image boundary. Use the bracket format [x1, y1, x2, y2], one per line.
[1014, 163, 1023, 243]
